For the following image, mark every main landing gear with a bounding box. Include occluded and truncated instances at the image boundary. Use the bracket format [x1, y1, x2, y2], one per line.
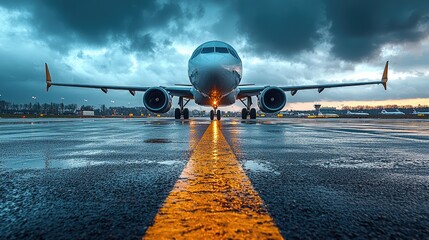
[240, 96, 257, 119]
[174, 97, 190, 119]
[210, 109, 221, 121]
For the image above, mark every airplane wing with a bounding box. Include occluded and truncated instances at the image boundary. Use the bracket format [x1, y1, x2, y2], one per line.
[45, 63, 193, 98]
[238, 61, 388, 99]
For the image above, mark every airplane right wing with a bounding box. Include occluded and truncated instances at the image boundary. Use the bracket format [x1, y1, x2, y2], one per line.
[238, 61, 388, 99]
[45, 63, 193, 98]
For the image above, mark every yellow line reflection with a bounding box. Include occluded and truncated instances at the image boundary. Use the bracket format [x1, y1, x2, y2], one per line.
[144, 121, 283, 239]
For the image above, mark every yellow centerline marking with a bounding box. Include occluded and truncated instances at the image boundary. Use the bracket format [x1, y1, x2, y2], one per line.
[143, 121, 283, 239]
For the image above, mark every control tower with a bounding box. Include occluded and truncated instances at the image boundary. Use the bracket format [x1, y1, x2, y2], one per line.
[314, 104, 321, 116]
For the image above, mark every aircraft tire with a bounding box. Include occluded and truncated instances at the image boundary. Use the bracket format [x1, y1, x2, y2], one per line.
[250, 108, 257, 119]
[183, 108, 189, 119]
[241, 108, 248, 119]
[174, 108, 181, 119]
[210, 110, 214, 120]
[216, 110, 221, 120]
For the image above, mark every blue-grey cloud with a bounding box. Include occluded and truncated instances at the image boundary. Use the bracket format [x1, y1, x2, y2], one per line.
[326, 0, 429, 61]
[0, 0, 185, 53]
[233, 0, 326, 57]
[226, 0, 429, 61]
[2, 0, 429, 60]
[0, 0, 428, 107]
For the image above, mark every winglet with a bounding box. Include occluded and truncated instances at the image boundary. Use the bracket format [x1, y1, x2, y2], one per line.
[45, 63, 52, 92]
[381, 61, 388, 90]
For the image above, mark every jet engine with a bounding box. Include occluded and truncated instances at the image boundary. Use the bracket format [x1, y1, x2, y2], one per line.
[257, 87, 287, 113]
[143, 87, 172, 113]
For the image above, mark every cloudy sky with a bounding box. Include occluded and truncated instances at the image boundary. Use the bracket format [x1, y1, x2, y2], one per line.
[0, 0, 428, 110]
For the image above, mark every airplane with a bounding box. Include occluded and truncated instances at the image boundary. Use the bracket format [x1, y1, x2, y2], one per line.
[346, 110, 369, 116]
[380, 109, 405, 115]
[412, 109, 429, 115]
[297, 113, 310, 117]
[44, 40, 389, 121]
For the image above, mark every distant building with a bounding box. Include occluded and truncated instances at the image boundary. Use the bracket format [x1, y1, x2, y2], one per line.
[78, 110, 95, 116]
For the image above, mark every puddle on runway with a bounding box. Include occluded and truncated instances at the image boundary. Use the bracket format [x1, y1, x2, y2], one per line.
[312, 153, 428, 169]
[158, 160, 183, 165]
[2, 158, 184, 170]
[244, 160, 280, 175]
[389, 173, 429, 183]
[144, 138, 172, 143]
[315, 159, 396, 169]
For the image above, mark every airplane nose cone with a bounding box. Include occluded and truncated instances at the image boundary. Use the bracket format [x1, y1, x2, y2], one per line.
[188, 51, 242, 97]
[196, 67, 238, 97]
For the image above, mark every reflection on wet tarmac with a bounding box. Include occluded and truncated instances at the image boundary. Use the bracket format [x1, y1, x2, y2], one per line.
[222, 118, 429, 239]
[0, 118, 428, 239]
[144, 121, 283, 239]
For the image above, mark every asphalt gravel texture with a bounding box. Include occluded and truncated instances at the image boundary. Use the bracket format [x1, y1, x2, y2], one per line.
[1, 118, 428, 239]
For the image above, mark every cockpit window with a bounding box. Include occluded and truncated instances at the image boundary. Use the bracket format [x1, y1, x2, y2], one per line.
[215, 47, 229, 53]
[201, 47, 214, 53]
[191, 48, 201, 59]
[228, 48, 239, 59]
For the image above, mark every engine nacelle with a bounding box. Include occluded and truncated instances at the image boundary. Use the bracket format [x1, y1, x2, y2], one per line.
[257, 87, 287, 113]
[143, 87, 172, 113]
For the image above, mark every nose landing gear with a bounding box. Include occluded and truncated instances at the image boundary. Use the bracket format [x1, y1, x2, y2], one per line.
[174, 97, 190, 119]
[210, 109, 221, 121]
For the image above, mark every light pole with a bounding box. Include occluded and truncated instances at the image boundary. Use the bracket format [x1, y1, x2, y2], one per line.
[32, 96, 37, 114]
[110, 100, 115, 115]
[83, 99, 88, 111]
[61, 97, 64, 115]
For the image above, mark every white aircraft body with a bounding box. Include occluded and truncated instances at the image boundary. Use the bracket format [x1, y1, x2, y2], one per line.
[318, 113, 339, 117]
[381, 109, 405, 115]
[346, 110, 369, 116]
[412, 109, 429, 115]
[297, 113, 310, 117]
[45, 40, 389, 120]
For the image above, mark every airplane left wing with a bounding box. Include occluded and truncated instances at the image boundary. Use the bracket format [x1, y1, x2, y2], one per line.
[238, 61, 388, 99]
[45, 63, 193, 98]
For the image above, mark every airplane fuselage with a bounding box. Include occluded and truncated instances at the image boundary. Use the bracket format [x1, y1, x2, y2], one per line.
[347, 111, 369, 116]
[381, 110, 405, 115]
[413, 110, 429, 115]
[188, 41, 242, 109]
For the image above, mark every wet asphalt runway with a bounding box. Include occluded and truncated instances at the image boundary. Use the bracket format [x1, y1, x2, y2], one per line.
[1, 118, 428, 239]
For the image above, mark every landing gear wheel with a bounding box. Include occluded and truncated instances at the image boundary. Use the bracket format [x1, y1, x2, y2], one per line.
[250, 108, 257, 119]
[216, 110, 221, 120]
[241, 108, 248, 119]
[210, 110, 214, 120]
[174, 108, 181, 119]
[183, 108, 189, 119]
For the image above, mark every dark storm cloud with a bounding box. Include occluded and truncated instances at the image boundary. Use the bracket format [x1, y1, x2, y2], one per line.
[3, 0, 428, 61]
[0, 0, 184, 53]
[1, 0, 429, 106]
[228, 0, 429, 61]
[325, 0, 429, 61]
[233, 0, 325, 57]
